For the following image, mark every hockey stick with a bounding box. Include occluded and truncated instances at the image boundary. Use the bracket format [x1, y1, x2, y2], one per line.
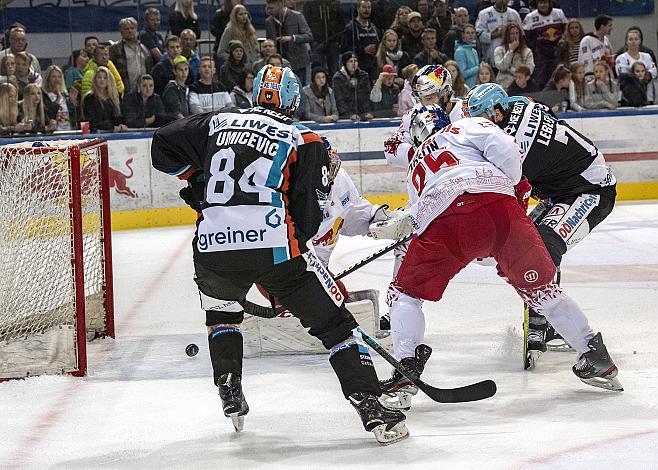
[243, 235, 413, 319]
[356, 327, 497, 404]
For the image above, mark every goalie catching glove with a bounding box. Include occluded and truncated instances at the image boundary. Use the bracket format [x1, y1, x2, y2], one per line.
[369, 208, 414, 240]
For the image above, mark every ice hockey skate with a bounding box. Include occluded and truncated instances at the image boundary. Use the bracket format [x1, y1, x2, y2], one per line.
[379, 344, 432, 410]
[545, 322, 572, 351]
[379, 313, 391, 331]
[218, 373, 250, 432]
[348, 392, 409, 445]
[572, 333, 623, 392]
[524, 310, 547, 370]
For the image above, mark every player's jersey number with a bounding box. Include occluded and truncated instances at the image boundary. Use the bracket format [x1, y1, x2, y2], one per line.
[206, 148, 275, 204]
[411, 150, 460, 194]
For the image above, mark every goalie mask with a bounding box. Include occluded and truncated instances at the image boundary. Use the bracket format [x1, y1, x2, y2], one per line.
[409, 105, 451, 147]
[321, 136, 341, 185]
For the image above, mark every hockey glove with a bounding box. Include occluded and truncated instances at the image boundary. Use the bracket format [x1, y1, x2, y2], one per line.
[180, 171, 205, 213]
[368, 204, 391, 224]
[514, 176, 532, 213]
[369, 208, 414, 240]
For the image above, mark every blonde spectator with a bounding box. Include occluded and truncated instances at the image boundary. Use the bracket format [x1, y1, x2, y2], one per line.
[0, 53, 18, 88]
[445, 60, 468, 96]
[82, 66, 127, 132]
[476, 62, 496, 85]
[397, 63, 418, 116]
[585, 61, 617, 109]
[169, 0, 200, 38]
[556, 19, 585, 66]
[42, 65, 75, 131]
[20, 83, 56, 132]
[494, 23, 534, 90]
[0, 82, 29, 134]
[14, 51, 42, 98]
[390, 6, 412, 37]
[375, 29, 411, 83]
[569, 62, 586, 112]
[218, 5, 259, 66]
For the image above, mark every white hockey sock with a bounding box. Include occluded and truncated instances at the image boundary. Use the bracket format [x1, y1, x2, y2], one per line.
[524, 284, 595, 353]
[390, 293, 425, 360]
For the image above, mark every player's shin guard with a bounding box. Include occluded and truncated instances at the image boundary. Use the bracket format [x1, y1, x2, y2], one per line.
[329, 337, 380, 398]
[208, 325, 244, 385]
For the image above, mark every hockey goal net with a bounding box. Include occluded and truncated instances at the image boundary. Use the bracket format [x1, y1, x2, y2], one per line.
[0, 138, 114, 379]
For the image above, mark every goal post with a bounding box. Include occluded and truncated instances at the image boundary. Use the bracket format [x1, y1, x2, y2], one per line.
[0, 138, 114, 380]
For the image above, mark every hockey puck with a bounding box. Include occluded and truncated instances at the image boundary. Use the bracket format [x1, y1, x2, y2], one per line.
[185, 343, 199, 357]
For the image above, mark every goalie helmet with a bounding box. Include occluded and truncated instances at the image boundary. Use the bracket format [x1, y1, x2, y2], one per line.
[321, 136, 341, 185]
[253, 64, 301, 114]
[465, 82, 509, 118]
[409, 105, 451, 147]
[411, 64, 453, 105]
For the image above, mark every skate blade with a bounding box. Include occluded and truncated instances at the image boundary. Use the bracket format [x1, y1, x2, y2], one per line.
[372, 421, 409, 446]
[579, 375, 624, 392]
[375, 331, 391, 339]
[229, 413, 245, 432]
[525, 350, 543, 370]
[547, 340, 573, 351]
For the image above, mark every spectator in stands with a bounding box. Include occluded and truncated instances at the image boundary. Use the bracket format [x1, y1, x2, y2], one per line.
[369, 64, 400, 118]
[1, 22, 25, 52]
[397, 63, 418, 116]
[300, 66, 339, 122]
[42, 65, 74, 131]
[371, 0, 398, 34]
[0, 53, 17, 88]
[179, 29, 201, 82]
[82, 66, 127, 133]
[82, 45, 125, 97]
[412, 0, 431, 23]
[230, 70, 254, 108]
[375, 29, 410, 84]
[619, 61, 648, 107]
[340, 0, 379, 81]
[442, 7, 470, 60]
[169, 0, 200, 38]
[427, 0, 453, 49]
[0, 26, 41, 76]
[189, 56, 232, 113]
[110, 17, 153, 94]
[445, 59, 468, 96]
[475, 0, 523, 67]
[140, 8, 165, 64]
[522, 0, 567, 88]
[14, 51, 42, 98]
[19, 83, 56, 133]
[506, 63, 539, 95]
[555, 19, 585, 66]
[0, 83, 28, 135]
[615, 29, 657, 104]
[578, 15, 614, 79]
[162, 55, 191, 119]
[543, 63, 571, 112]
[389, 6, 412, 38]
[494, 23, 534, 90]
[401, 12, 425, 60]
[585, 61, 618, 110]
[414, 28, 449, 68]
[615, 27, 657, 69]
[84, 36, 99, 57]
[64, 50, 88, 91]
[212, 0, 242, 55]
[252, 40, 292, 74]
[218, 5, 260, 68]
[476, 62, 496, 84]
[332, 51, 373, 121]
[265, 0, 313, 85]
[454, 24, 480, 88]
[568, 62, 586, 112]
[150, 36, 181, 96]
[219, 40, 249, 91]
[122, 74, 174, 128]
[303, 0, 344, 78]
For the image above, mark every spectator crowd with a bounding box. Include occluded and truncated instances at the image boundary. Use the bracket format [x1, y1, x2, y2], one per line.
[1, 0, 657, 136]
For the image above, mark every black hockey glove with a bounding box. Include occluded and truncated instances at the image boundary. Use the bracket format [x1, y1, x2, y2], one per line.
[179, 171, 205, 213]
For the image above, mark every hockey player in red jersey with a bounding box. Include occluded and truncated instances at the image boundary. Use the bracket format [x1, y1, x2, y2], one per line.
[373, 105, 622, 410]
[151, 65, 408, 445]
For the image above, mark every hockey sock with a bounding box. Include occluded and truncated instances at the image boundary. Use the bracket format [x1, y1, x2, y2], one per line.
[208, 326, 243, 385]
[329, 337, 381, 398]
[390, 293, 425, 360]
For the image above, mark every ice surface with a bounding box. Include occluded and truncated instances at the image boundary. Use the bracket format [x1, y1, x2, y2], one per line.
[1, 201, 658, 469]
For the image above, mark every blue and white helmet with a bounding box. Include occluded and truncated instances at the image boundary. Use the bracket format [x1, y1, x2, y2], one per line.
[464, 83, 509, 118]
[253, 64, 300, 113]
[409, 105, 451, 147]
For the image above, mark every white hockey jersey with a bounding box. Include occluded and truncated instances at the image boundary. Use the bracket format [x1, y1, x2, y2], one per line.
[406, 117, 522, 234]
[312, 168, 374, 266]
[384, 100, 465, 169]
[578, 34, 613, 75]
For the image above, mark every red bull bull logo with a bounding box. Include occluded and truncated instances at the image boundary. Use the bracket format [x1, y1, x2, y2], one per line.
[108, 158, 138, 198]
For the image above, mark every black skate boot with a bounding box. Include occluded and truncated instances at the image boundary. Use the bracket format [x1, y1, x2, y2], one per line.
[218, 373, 249, 432]
[525, 312, 547, 370]
[572, 332, 623, 392]
[379, 313, 391, 331]
[349, 392, 409, 445]
[379, 344, 432, 410]
[545, 322, 572, 350]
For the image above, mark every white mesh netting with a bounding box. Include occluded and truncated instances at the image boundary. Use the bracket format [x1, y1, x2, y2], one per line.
[0, 140, 109, 378]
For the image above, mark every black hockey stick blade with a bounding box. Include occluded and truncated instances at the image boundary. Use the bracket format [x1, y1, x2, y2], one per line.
[356, 327, 497, 404]
[242, 300, 282, 319]
[335, 234, 413, 280]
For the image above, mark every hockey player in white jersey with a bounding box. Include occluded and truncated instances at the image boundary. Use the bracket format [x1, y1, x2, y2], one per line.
[374, 105, 622, 409]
